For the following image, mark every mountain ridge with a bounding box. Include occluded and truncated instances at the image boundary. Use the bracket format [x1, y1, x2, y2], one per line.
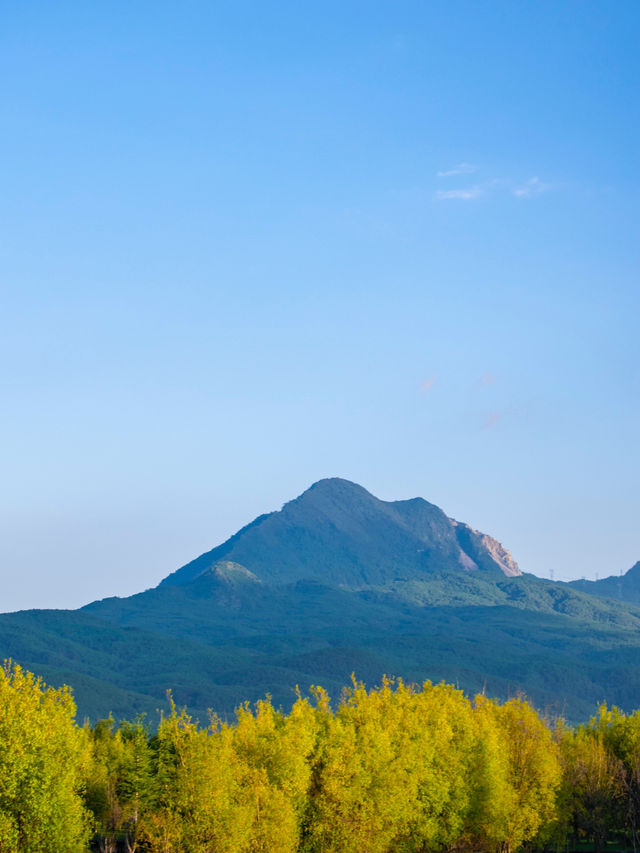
[569, 561, 640, 604]
[1, 477, 639, 724]
[160, 478, 523, 589]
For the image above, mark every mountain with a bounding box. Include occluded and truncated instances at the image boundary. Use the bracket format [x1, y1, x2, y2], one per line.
[569, 561, 640, 605]
[160, 478, 522, 588]
[2, 478, 640, 724]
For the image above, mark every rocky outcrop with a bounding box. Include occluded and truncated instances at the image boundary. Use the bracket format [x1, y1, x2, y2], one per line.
[452, 521, 522, 577]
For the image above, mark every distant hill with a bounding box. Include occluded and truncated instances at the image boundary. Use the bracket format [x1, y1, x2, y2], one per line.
[569, 561, 640, 605]
[2, 478, 640, 724]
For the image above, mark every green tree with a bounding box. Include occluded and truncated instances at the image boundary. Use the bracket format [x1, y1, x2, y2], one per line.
[140, 697, 254, 853]
[0, 661, 90, 853]
[559, 718, 623, 853]
[85, 715, 152, 853]
[303, 678, 479, 853]
[232, 693, 318, 852]
[485, 696, 562, 853]
[586, 705, 640, 851]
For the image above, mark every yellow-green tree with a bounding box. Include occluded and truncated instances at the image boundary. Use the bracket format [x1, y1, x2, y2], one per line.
[481, 696, 562, 852]
[140, 699, 254, 853]
[558, 716, 623, 853]
[0, 661, 90, 853]
[403, 681, 480, 851]
[464, 695, 513, 851]
[232, 693, 318, 852]
[303, 677, 408, 853]
[303, 678, 479, 853]
[582, 705, 640, 851]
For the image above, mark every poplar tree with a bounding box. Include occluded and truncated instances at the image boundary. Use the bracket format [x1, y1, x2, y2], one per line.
[488, 696, 562, 852]
[0, 662, 90, 853]
[232, 694, 318, 852]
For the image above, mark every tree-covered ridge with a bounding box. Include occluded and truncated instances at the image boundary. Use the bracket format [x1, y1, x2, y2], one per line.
[570, 561, 640, 606]
[3, 479, 640, 723]
[3, 662, 640, 853]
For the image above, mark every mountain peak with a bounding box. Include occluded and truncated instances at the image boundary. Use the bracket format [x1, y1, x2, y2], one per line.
[159, 480, 521, 588]
[292, 478, 379, 509]
[306, 477, 367, 493]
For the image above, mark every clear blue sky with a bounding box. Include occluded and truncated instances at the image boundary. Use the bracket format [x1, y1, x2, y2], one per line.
[1, 1, 638, 611]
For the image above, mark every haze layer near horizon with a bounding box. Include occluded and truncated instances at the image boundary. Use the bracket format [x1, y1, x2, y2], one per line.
[1, 1, 638, 611]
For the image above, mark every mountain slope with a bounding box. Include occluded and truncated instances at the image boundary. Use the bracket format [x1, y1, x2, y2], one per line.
[2, 478, 640, 724]
[569, 562, 640, 605]
[160, 478, 522, 588]
[4, 582, 640, 725]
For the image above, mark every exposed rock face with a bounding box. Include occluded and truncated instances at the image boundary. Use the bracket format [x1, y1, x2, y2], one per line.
[458, 550, 480, 571]
[161, 478, 522, 588]
[452, 521, 522, 577]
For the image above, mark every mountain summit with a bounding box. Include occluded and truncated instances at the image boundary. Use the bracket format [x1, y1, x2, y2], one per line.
[160, 478, 521, 588]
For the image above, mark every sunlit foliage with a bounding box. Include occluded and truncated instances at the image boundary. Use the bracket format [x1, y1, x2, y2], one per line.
[4, 660, 640, 852]
[0, 662, 90, 853]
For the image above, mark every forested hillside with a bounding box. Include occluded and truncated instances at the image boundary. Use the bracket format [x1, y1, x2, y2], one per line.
[1, 479, 640, 723]
[159, 477, 523, 587]
[3, 661, 640, 853]
[570, 561, 640, 605]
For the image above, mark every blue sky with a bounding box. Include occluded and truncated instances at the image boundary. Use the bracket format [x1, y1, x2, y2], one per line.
[1, 1, 638, 610]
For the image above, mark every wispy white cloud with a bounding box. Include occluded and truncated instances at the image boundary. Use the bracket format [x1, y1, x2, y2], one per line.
[434, 173, 552, 202]
[437, 162, 477, 177]
[513, 176, 551, 198]
[435, 186, 483, 201]
[420, 376, 437, 393]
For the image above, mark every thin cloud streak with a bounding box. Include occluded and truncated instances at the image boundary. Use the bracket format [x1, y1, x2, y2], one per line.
[437, 162, 477, 177]
[435, 186, 483, 200]
[513, 177, 551, 198]
[433, 172, 552, 202]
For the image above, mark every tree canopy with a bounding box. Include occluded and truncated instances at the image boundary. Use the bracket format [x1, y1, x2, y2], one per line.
[2, 661, 640, 852]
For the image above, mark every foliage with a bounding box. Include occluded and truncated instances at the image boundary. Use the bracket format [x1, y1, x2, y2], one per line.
[4, 570, 640, 727]
[5, 660, 640, 852]
[560, 704, 640, 853]
[0, 662, 90, 853]
[81, 677, 565, 853]
[3, 479, 640, 726]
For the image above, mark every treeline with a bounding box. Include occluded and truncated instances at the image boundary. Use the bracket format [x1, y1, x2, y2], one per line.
[1, 662, 640, 853]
